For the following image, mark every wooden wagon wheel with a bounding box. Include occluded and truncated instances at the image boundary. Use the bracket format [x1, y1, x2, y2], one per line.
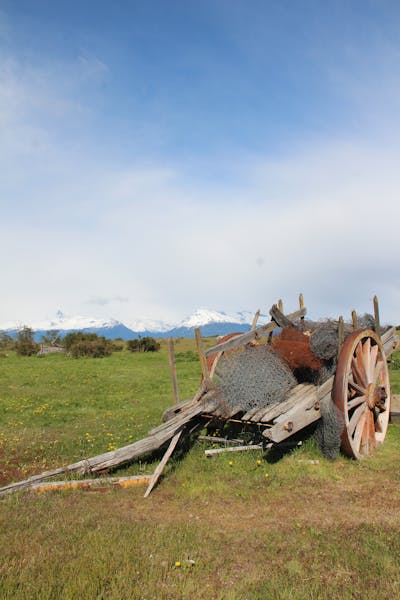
[332, 329, 390, 459]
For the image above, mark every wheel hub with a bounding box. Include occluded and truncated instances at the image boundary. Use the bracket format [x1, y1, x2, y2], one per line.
[365, 383, 387, 411]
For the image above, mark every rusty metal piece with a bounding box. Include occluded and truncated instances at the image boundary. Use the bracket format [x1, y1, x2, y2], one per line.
[272, 328, 323, 372]
[283, 421, 293, 432]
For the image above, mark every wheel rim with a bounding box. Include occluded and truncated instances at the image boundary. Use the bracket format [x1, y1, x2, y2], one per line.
[332, 329, 390, 459]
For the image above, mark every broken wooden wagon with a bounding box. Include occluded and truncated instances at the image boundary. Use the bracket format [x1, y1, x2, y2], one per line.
[0, 295, 398, 496]
[169, 295, 398, 461]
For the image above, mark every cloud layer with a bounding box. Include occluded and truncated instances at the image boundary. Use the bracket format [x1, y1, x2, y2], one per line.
[1, 6, 400, 326]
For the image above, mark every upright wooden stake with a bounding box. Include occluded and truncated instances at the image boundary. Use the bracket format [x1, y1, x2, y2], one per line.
[167, 337, 180, 405]
[373, 295, 381, 334]
[338, 316, 344, 357]
[278, 299, 284, 313]
[351, 310, 358, 330]
[299, 293, 305, 324]
[251, 309, 260, 331]
[195, 327, 211, 385]
[144, 430, 183, 498]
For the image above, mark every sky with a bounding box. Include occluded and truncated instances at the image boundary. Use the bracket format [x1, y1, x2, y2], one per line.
[1, 0, 400, 327]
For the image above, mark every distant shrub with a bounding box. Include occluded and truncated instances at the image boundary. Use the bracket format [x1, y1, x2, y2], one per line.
[63, 332, 112, 358]
[15, 326, 39, 356]
[41, 329, 62, 346]
[0, 331, 14, 350]
[126, 337, 160, 353]
[110, 340, 124, 352]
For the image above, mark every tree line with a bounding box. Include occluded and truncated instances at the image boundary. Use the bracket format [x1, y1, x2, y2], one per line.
[0, 328, 161, 358]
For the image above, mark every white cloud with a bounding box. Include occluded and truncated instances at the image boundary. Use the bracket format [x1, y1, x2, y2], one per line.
[1, 40, 400, 326]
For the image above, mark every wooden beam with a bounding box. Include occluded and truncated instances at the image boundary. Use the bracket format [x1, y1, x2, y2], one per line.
[278, 299, 284, 313]
[32, 475, 151, 493]
[205, 445, 262, 457]
[195, 327, 211, 384]
[299, 293, 305, 324]
[338, 316, 344, 358]
[351, 310, 358, 330]
[197, 435, 243, 445]
[269, 304, 296, 329]
[373, 295, 380, 334]
[167, 337, 180, 405]
[250, 309, 261, 331]
[144, 430, 183, 497]
[204, 307, 307, 357]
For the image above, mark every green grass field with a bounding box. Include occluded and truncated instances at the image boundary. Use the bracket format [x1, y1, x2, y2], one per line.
[1, 340, 400, 599]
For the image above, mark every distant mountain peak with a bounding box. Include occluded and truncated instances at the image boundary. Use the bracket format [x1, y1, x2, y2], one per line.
[1, 307, 268, 340]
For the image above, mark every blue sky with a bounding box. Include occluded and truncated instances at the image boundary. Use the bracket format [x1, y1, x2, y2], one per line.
[1, 1, 400, 326]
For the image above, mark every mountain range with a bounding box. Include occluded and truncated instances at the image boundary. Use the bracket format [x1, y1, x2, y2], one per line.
[1, 309, 269, 341]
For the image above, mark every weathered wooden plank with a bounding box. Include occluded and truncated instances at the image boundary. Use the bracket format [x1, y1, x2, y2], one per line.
[251, 309, 261, 331]
[32, 475, 151, 493]
[205, 445, 262, 457]
[241, 406, 261, 421]
[144, 430, 183, 498]
[259, 384, 310, 423]
[204, 307, 307, 357]
[197, 435, 243, 445]
[374, 295, 380, 333]
[263, 378, 334, 443]
[269, 305, 296, 329]
[382, 327, 399, 356]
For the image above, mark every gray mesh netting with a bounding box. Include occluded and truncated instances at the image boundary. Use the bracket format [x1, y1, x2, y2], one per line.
[315, 396, 344, 460]
[357, 313, 376, 330]
[310, 321, 342, 360]
[214, 345, 297, 413]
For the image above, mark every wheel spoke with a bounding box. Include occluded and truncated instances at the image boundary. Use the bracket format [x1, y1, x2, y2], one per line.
[361, 338, 372, 383]
[368, 410, 376, 449]
[361, 409, 371, 453]
[349, 403, 367, 436]
[352, 356, 367, 387]
[356, 343, 368, 383]
[374, 360, 384, 384]
[353, 410, 367, 451]
[348, 379, 366, 395]
[347, 395, 366, 410]
[375, 410, 383, 433]
[370, 345, 378, 373]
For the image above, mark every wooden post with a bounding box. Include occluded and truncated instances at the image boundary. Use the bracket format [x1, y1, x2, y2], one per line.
[299, 293, 305, 324]
[338, 316, 344, 357]
[373, 295, 380, 334]
[351, 310, 358, 330]
[144, 430, 182, 498]
[251, 309, 260, 331]
[195, 327, 211, 384]
[278, 299, 284, 313]
[167, 337, 180, 405]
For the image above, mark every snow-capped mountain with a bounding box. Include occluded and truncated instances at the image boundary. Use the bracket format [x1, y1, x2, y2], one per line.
[1, 308, 268, 341]
[179, 308, 256, 328]
[29, 311, 121, 332]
